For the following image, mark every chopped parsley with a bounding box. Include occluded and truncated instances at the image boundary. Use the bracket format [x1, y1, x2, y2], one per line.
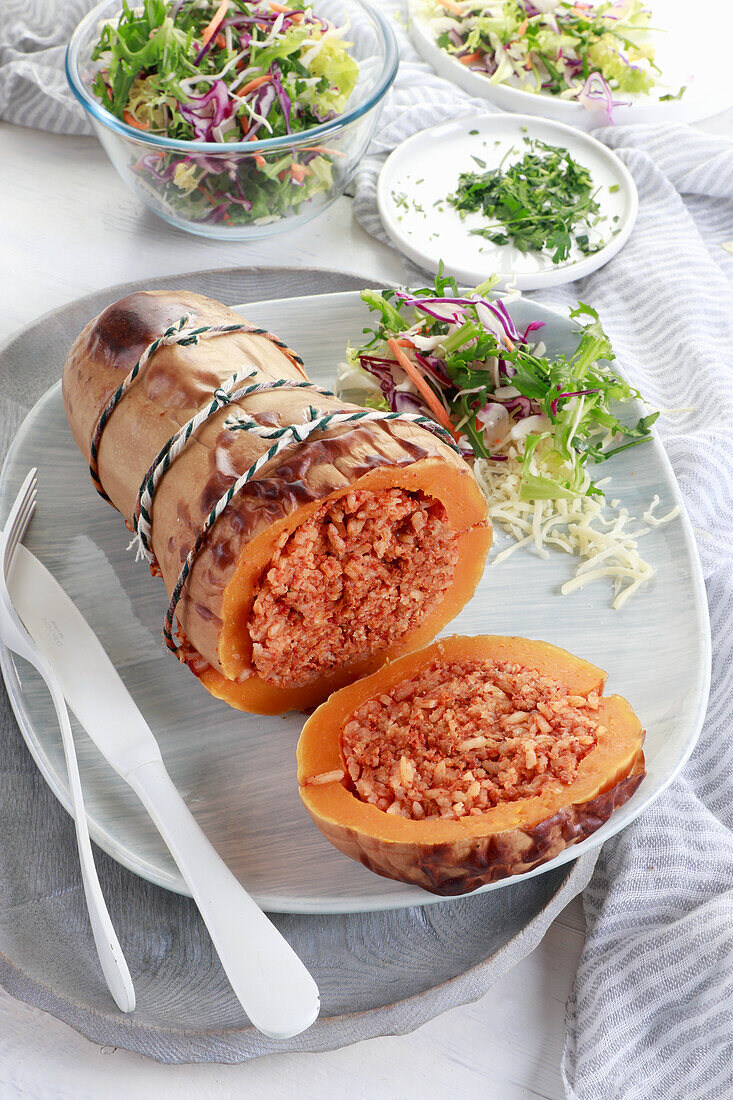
[448, 138, 605, 264]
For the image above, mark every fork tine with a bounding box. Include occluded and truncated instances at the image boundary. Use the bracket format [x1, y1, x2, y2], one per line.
[5, 495, 37, 571]
[6, 499, 35, 567]
[2, 470, 38, 573]
[2, 469, 37, 539]
[4, 485, 36, 554]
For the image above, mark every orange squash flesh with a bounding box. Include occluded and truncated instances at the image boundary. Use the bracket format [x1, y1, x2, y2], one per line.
[297, 635, 645, 895]
[199, 459, 491, 713]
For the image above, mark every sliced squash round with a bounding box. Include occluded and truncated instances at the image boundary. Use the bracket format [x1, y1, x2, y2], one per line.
[297, 635, 645, 895]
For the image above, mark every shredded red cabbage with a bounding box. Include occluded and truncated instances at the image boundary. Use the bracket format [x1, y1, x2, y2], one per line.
[550, 388, 601, 417]
[270, 64, 292, 134]
[413, 352, 450, 386]
[139, 153, 178, 182]
[577, 72, 631, 124]
[178, 80, 233, 140]
[393, 391, 427, 415]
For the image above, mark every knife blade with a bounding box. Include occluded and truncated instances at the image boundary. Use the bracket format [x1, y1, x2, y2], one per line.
[9, 543, 164, 777]
[7, 544, 320, 1039]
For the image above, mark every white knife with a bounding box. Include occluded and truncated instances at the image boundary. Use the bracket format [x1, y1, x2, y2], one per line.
[8, 543, 320, 1040]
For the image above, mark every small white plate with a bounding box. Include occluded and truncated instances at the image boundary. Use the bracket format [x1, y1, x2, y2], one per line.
[377, 114, 637, 289]
[409, 0, 729, 130]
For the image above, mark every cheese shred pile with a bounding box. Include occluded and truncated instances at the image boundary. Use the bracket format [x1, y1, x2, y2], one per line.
[474, 452, 680, 610]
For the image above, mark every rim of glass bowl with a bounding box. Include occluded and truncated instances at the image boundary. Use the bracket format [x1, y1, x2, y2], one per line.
[66, 0, 399, 154]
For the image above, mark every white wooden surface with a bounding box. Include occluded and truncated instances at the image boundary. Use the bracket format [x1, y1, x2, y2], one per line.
[0, 107, 728, 1098]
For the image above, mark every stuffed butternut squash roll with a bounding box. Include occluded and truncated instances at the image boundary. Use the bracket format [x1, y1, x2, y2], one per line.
[63, 290, 491, 713]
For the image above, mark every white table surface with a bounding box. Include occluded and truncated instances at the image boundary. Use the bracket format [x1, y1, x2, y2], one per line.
[0, 107, 729, 1099]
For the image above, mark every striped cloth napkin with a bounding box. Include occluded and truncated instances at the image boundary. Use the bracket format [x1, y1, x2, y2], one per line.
[1, 1, 732, 1095]
[354, 17, 733, 1098]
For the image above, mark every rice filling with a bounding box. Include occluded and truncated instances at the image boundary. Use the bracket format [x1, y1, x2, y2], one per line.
[341, 658, 603, 820]
[248, 489, 459, 687]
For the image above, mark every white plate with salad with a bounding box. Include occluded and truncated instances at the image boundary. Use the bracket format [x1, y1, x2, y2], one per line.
[409, 0, 729, 129]
[2, 276, 710, 912]
[377, 114, 637, 289]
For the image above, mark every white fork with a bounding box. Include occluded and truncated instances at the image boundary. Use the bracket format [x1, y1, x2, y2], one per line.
[0, 469, 135, 1013]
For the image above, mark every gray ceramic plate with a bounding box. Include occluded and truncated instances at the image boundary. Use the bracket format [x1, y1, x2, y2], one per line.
[0, 283, 711, 915]
[0, 267, 602, 1062]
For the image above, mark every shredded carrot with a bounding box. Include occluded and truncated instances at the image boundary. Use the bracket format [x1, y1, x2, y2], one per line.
[214, 32, 227, 49]
[435, 0, 463, 13]
[290, 162, 310, 183]
[248, 141, 267, 168]
[459, 51, 483, 66]
[301, 145, 346, 156]
[516, 17, 528, 35]
[196, 185, 219, 206]
[123, 110, 149, 130]
[200, 0, 229, 50]
[386, 338, 460, 442]
[269, 1, 305, 18]
[246, 136, 268, 168]
[236, 74, 272, 97]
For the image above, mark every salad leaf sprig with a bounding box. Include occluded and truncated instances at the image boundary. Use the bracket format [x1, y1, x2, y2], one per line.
[337, 271, 657, 502]
[448, 138, 605, 263]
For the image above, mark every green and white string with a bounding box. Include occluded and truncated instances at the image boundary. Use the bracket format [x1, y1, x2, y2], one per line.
[88, 312, 305, 501]
[161, 390, 459, 655]
[87, 311, 459, 655]
[132, 368, 336, 565]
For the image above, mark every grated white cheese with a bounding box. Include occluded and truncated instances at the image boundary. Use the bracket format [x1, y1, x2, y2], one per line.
[474, 450, 680, 610]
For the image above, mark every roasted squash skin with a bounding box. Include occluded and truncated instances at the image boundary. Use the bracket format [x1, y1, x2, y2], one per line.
[297, 635, 646, 895]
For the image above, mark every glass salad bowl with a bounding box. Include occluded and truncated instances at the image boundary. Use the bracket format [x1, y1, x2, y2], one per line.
[66, 0, 398, 239]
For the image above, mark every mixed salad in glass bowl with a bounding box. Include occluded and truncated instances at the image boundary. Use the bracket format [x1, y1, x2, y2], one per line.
[67, 0, 398, 238]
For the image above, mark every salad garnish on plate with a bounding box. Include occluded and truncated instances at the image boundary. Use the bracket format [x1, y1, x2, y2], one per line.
[337, 269, 680, 607]
[420, 0, 682, 120]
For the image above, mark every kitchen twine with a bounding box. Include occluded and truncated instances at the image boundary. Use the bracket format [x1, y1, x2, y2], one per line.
[89, 313, 459, 655]
[88, 312, 307, 501]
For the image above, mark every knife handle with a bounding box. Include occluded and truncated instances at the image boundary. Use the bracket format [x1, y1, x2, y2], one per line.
[127, 758, 320, 1039]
